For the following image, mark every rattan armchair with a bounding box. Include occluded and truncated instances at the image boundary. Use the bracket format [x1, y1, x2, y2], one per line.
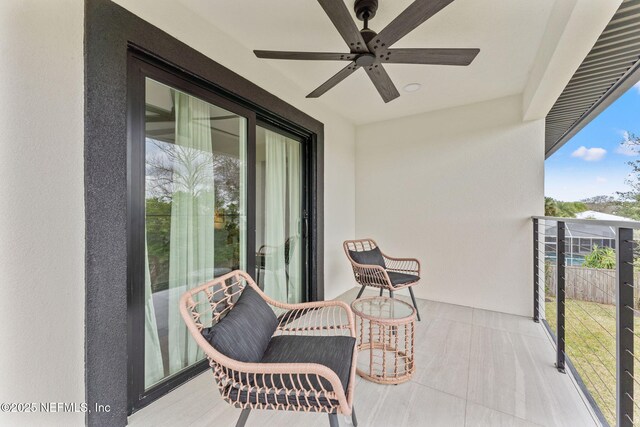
[179, 270, 358, 427]
[344, 238, 422, 320]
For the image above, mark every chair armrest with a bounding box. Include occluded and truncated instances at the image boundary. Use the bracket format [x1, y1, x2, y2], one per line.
[267, 299, 356, 338]
[216, 358, 352, 414]
[348, 262, 393, 289]
[382, 255, 420, 275]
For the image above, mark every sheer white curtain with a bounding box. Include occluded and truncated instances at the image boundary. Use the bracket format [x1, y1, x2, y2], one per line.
[263, 129, 302, 303]
[167, 92, 215, 374]
[239, 122, 247, 271]
[144, 236, 164, 387]
[264, 130, 288, 301]
[286, 141, 302, 303]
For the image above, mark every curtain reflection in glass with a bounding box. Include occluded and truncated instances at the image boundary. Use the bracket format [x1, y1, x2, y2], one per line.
[144, 78, 246, 388]
[256, 127, 303, 303]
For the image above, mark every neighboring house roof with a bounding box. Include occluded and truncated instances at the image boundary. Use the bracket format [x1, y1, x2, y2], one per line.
[575, 210, 637, 222]
[545, 0, 640, 157]
[543, 211, 638, 240]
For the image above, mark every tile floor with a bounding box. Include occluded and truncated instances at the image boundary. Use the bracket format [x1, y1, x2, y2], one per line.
[128, 287, 598, 427]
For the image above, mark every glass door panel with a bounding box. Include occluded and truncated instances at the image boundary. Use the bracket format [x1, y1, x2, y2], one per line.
[143, 77, 247, 389]
[255, 125, 304, 303]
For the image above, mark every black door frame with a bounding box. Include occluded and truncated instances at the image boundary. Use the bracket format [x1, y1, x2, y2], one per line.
[127, 51, 316, 413]
[127, 52, 255, 413]
[85, 1, 324, 425]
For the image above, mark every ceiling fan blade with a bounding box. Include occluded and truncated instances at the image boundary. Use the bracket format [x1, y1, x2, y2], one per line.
[307, 63, 358, 98]
[317, 0, 368, 53]
[364, 65, 400, 103]
[254, 50, 357, 61]
[370, 0, 455, 49]
[385, 48, 479, 65]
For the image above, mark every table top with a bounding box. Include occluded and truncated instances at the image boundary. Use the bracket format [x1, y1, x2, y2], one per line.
[351, 296, 416, 323]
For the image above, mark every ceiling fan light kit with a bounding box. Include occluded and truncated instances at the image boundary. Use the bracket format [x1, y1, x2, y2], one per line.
[403, 83, 422, 93]
[253, 0, 479, 103]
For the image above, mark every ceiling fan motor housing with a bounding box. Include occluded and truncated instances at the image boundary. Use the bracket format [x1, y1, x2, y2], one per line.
[354, 0, 378, 21]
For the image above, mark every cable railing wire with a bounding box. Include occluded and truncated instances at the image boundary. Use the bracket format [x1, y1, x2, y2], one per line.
[563, 308, 617, 374]
[533, 218, 640, 427]
[563, 297, 617, 341]
[563, 304, 617, 363]
[568, 352, 617, 421]
[563, 337, 616, 400]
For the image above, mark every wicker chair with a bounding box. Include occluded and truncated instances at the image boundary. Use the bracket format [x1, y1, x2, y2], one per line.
[343, 238, 422, 321]
[256, 236, 297, 289]
[179, 270, 358, 427]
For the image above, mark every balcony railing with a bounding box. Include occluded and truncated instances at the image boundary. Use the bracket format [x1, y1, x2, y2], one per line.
[533, 216, 640, 427]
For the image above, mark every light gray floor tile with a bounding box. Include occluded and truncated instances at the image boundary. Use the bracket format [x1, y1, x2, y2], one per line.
[467, 325, 597, 427]
[464, 402, 542, 427]
[354, 380, 466, 427]
[472, 308, 546, 338]
[412, 318, 472, 398]
[422, 299, 474, 324]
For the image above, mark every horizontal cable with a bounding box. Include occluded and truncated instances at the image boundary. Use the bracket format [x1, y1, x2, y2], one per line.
[564, 319, 617, 378]
[624, 305, 640, 316]
[625, 347, 640, 365]
[563, 304, 616, 356]
[568, 354, 616, 420]
[567, 297, 616, 326]
[570, 269, 617, 299]
[564, 340, 616, 396]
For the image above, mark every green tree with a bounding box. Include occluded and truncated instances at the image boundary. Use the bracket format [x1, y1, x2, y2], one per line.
[583, 245, 616, 269]
[545, 197, 559, 216]
[616, 132, 640, 220]
[544, 197, 587, 218]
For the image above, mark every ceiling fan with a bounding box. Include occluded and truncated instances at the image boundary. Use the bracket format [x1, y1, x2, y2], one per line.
[254, 0, 480, 103]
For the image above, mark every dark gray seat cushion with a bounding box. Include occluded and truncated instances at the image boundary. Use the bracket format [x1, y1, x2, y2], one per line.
[260, 335, 355, 393]
[387, 271, 420, 287]
[225, 335, 355, 408]
[202, 285, 278, 363]
[348, 247, 385, 268]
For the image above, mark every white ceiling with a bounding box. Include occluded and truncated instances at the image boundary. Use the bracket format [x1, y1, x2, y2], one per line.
[177, 0, 556, 124]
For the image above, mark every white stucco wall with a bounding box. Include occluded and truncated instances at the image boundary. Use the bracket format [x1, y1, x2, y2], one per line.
[0, 1, 85, 426]
[355, 95, 545, 316]
[111, 0, 358, 298]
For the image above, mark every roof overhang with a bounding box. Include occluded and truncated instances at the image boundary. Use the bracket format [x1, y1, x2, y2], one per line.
[544, 0, 640, 158]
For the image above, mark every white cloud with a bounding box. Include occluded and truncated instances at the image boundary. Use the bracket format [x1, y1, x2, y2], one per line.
[616, 131, 639, 156]
[571, 146, 606, 161]
[596, 176, 607, 183]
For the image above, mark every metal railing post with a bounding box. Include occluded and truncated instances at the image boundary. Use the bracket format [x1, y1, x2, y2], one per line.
[617, 227, 634, 427]
[556, 221, 566, 373]
[533, 218, 540, 323]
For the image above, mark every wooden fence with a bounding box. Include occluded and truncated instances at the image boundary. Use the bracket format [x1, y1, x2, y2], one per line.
[545, 264, 640, 306]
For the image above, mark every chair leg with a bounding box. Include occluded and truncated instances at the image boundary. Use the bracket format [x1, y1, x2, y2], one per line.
[389, 290, 394, 299]
[236, 408, 251, 427]
[356, 285, 366, 299]
[408, 287, 421, 321]
[328, 413, 339, 427]
[352, 406, 358, 427]
[379, 287, 383, 297]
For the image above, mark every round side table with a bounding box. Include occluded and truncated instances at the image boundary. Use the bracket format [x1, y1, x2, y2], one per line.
[351, 296, 416, 384]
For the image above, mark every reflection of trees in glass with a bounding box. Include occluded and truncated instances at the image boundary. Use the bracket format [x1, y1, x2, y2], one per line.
[213, 154, 242, 269]
[145, 138, 242, 286]
[146, 197, 171, 292]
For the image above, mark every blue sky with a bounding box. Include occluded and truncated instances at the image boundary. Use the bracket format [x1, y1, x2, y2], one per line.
[545, 82, 640, 201]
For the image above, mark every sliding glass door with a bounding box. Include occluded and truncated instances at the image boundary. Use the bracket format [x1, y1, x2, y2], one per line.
[143, 78, 248, 389]
[255, 125, 306, 303]
[128, 53, 313, 412]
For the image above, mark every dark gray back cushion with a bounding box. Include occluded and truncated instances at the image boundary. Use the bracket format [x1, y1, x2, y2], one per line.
[349, 247, 385, 268]
[202, 285, 278, 363]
